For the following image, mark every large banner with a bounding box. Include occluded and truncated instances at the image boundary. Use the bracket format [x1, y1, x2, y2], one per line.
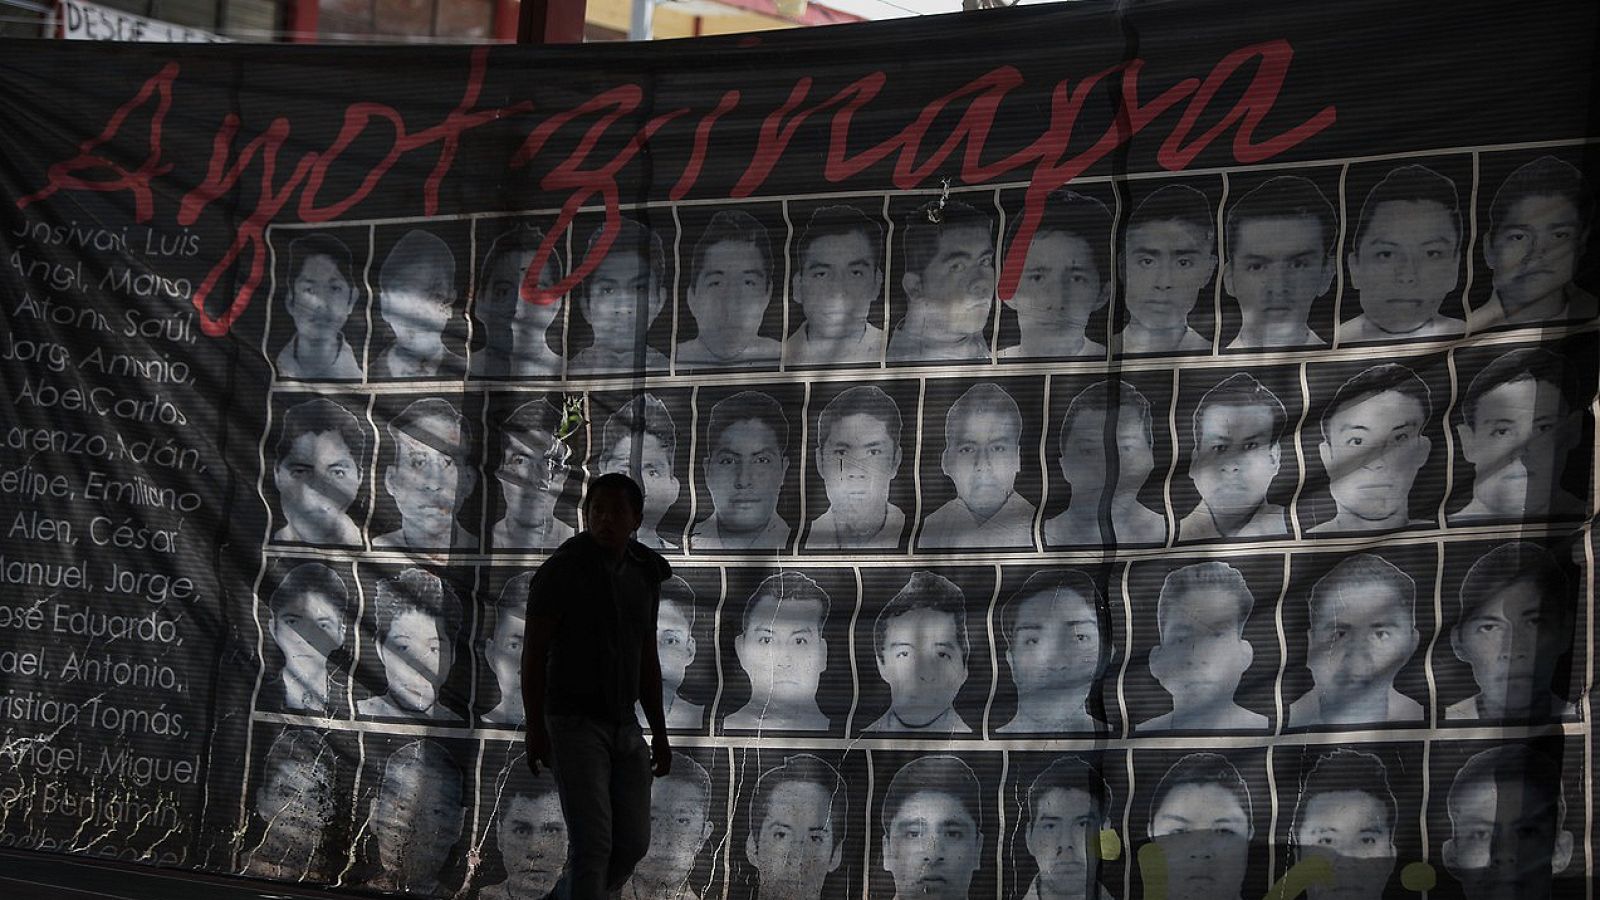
[1, 1, 1597, 897]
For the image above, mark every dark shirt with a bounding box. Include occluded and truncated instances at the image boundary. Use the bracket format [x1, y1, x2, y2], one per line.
[527, 533, 671, 721]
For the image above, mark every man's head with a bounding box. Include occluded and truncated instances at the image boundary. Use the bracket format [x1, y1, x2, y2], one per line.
[275, 399, 365, 536]
[495, 775, 567, 894]
[873, 572, 969, 728]
[1443, 744, 1573, 900]
[638, 755, 714, 886]
[485, 572, 533, 711]
[1317, 365, 1432, 527]
[372, 740, 465, 883]
[880, 755, 984, 900]
[1058, 380, 1155, 498]
[1005, 191, 1112, 333]
[1305, 555, 1419, 707]
[941, 383, 1023, 519]
[379, 229, 456, 354]
[1146, 753, 1253, 900]
[1000, 570, 1110, 701]
[656, 576, 698, 695]
[1024, 756, 1112, 899]
[285, 233, 357, 341]
[498, 399, 571, 529]
[687, 210, 773, 351]
[1291, 750, 1398, 900]
[1189, 373, 1286, 518]
[582, 472, 645, 550]
[1485, 157, 1592, 315]
[268, 563, 349, 681]
[598, 393, 679, 528]
[746, 754, 848, 900]
[1456, 349, 1582, 518]
[385, 399, 475, 540]
[476, 225, 563, 344]
[580, 217, 667, 352]
[735, 572, 830, 711]
[792, 205, 884, 338]
[372, 568, 462, 714]
[1149, 563, 1254, 710]
[1452, 542, 1574, 716]
[901, 200, 996, 341]
[1224, 176, 1337, 334]
[704, 391, 790, 536]
[256, 729, 337, 851]
[816, 386, 903, 525]
[1122, 185, 1218, 334]
[1348, 165, 1461, 335]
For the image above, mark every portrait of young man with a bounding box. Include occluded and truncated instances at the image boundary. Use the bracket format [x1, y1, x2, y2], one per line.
[1442, 744, 1574, 900]
[374, 397, 478, 550]
[865, 571, 972, 734]
[1178, 372, 1289, 541]
[1222, 175, 1337, 349]
[1340, 164, 1466, 343]
[783, 204, 886, 368]
[1289, 554, 1423, 727]
[1017, 756, 1114, 900]
[492, 398, 576, 550]
[275, 232, 363, 381]
[919, 382, 1036, 550]
[470, 224, 565, 378]
[272, 398, 366, 547]
[1044, 380, 1166, 547]
[357, 567, 464, 722]
[240, 729, 339, 882]
[1114, 184, 1217, 356]
[374, 228, 468, 379]
[1000, 190, 1112, 360]
[1447, 542, 1576, 722]
[1309, 364, 1434, 534]
[596, 393, 683, 551]
[879, 755, 985, 900]
[638, 575, 705, 730]
[482, 571, 533, 727]
[620, 755, 715, 900]
[806, 385, 906, 550]
[478, 767, 567, 900]
[677, 209, 781, 369]
[570, 217, 670, 374]
[1470, 156, 1597, 331]
[690, 391, 792, 551]
[1289, 750, 1398, 900]
[363, 739, 466, 896]
[744, 754, 848, 900]
[996, 570, 1110, 735]
[1450, 347, 1587, 524]
[265, 562, 349, 716]
[888, 199, 996, 363]
[1138, 562, 1267, 732]
[724, 572, 832, 732]
[1143, 753, 1253, 900]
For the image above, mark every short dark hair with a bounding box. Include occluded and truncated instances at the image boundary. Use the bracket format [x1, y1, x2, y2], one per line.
[1000, 569, 1109, 652]
[660, 575, 697, 631]
[269, 562, 350, 618]
[1027, 756, 1112, 825]
[1291, 750, 1397, 845]
[288, 232, 356, 291]
[1489, 156, 1593, 240]
[496, 571, 535, 619]
[278, 398, 367, 466]
[601, 393, 677, 461]
[708, 391, 788, 452]
[374, 567, 463, 644]
[690, 209, 772, 287]
[502, 398, 564, 448]
[1353, 164, 1461, 251]
[946, 382, 1021, 442]
[1460, 348, 1578, 429]
[1458, 541, 1572, 622]
[584, 472, 645, 517]
[480, 223, 563, 290]
[817, 385, 902, 451]
[1148, 752, 1251, 832]
[381, 739, 463, 805]
[1448, 743, 1567, 831]
[1127, 184, 1215, 244]
[902, 199, 992, 278]
[1226, 175, 1337, 258]
[262, 728, 335, 789]
[749, 754, 848, 848]
[387, 398, 472, 468]
[1157, 562, 1253, 638]
[873, 571, 968, 662]
[1309, 554, 1415, 624]
[881, 755, 981, 833]
[795, 205, 883, 272]
[1060, 380, 1154, 451]
[663, 753, 713, 811]
[1009, 190, 1113, 282]
[742, 571, 830, 634]
[1319, 364, 1432, 443]
[1193, 372, 1287, 449]
[380, 229, 455, 291]
[583, 216, 666, 289]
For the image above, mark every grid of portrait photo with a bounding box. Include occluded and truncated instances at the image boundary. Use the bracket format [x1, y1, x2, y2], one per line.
[238, 145, 1598, 900]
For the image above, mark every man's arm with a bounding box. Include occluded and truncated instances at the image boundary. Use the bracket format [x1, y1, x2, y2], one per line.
[638, 634, 672, 777]
[522, 613, 556, 774]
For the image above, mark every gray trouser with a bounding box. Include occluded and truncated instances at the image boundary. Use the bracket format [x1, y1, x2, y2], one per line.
[546, 713, 653, 900]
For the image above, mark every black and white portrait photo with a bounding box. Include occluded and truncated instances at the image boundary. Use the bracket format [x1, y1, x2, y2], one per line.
[1135, 752, 1262, 900]
[1114, 182, 1218, 356]
[238, 728, 343, 882]
[1469, 155, 1597, 332]
[676, 207, 783, 370]
[273, 231, 365, 381]
[1221, 174, 1337, 349]
[270, 396, 368, 547]
[859, 569, 991, 735]
[570, 216, 671, 375]
[373, 397, 479, 551]
[358, 737, 469, 896]
[1042, 377, 1169, 548]
[356, 567, 466, 722]
[1339, 162, 1467, 344]
[875, 754, 990, 900]
[805, 383, 913, 551]
[491, 396, 578, 550]
[373, 227, 470, 379]
[1176, 369, 1295, 541]
[263, 562, 351, 716]
[690, 389, 797, 551]
[479, 570, 533, 727]
[469, 221, 566, 378]
[1433, 740, 1578, 900]
[783, 203, 887, 368]
[619, 750, 724, 900]
[919, 380, 1037, 550]
[739, 754, 850, 900]
[593, 391, 688, 551]
[992, 569, 1112, 735]
[1009, 755, 1117, 900]
[722, 571, 838, 733]
[1286, 750, 1402, 900]
[640, 574, 709, 731]
[888, 196, 996, 364]
[475, 749, 569, 900]
[998, 189, 1112, 360]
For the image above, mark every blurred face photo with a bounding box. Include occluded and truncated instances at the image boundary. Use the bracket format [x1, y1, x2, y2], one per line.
[387, 415, 473, 536]
[373, 757, 463, 884]
[271, 590, 344, 680]
[1348, 200, 1459, 334]
[481, 250, 561, 346]
[1148, 783, 1251, 900]
[748, 780, 842, 899]
[1320, 391, 1430, 526]
[657, 601, 696, 693]
[256, 757, 336, 853]
[882, 790, 981, 900]
[904, 224, 996, 338]
[877, 607, 967, 727]
[1306, 586, 1418, 704]
[486, 610, 525, 705]
[1026, 787, 1101, 899]
[288, 253, 355, 340]
[497, 792, 567, 892]
[638, 777, 712, 886]
[1457, 377, 1576, 517]
[704, 417, 788, 533]
[942, 409, 1021, 518]
[1486, 194, 1585, 313]
[583, 248, 662, 351]
[1226, 217, 1333, 332]
[1189, 402, 1280, 516]
[1453, 579, 1571, 712]
[1150, 588, 1252, 708]
[1010, 231, 1107, 331]
[818, 413, 901, 522]
[378, 608, 452, 713]
[689, 239, 770, 349]
[382, 266, 455, 353]
[276, 429, 359, 534]
[794, 230, 881, 338]
[736, 596, 827, 709]
[1123, 220, 1216, 331]
[1059, 404, 1154, 496]
[1445, 777, 1571, 900]
[1007, 590, 1103, 697]
[1294, 790, 1395, 900]
[498, 427, 570, 525]
[600, 432, 679, 526]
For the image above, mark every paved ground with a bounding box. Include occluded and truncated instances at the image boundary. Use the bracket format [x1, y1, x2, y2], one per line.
[0, 848, 348, 900]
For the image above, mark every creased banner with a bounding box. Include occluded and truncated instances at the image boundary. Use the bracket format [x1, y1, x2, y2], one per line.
[0, 0, 1597, 898]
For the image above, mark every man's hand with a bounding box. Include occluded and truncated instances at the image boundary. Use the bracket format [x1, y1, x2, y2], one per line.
[526, 720, 553, 776]
[650, 730, 672, 777]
